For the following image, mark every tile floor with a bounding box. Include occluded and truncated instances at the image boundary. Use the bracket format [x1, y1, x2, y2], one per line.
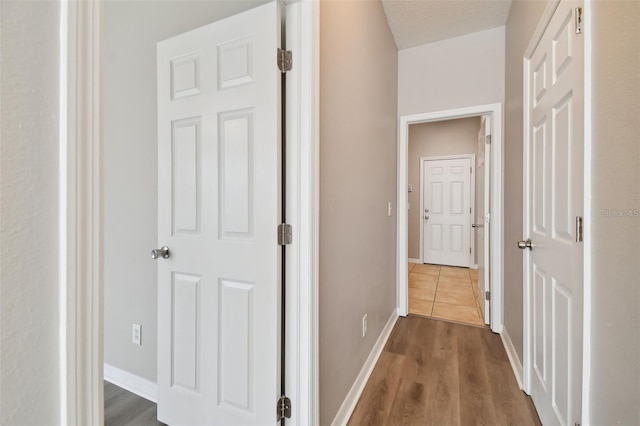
[408, 263, 486, 326]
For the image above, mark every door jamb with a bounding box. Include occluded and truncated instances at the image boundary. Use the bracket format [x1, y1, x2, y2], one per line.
[418, 154, 476, 267]
[397, 103, 503, 335]
[61, 1, 320, 424]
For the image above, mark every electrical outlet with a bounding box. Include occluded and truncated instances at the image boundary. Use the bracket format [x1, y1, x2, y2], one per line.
[132, 324, 142, 345]
[362, 314, 367, 337]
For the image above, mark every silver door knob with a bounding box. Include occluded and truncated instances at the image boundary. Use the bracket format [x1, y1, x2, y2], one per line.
[472, 224, 477, 228]
[151, 246, 170, 259]
[517, 239, 533, 250]
[424, 215, 429, 220]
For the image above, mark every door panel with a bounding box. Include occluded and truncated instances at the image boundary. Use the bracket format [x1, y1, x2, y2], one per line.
[156, 3, 281, 424]
[526, 2, 584, 425]
[423, 158, 471, 267]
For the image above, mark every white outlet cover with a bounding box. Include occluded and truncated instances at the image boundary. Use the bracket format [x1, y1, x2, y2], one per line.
[132, 324, 142, 345]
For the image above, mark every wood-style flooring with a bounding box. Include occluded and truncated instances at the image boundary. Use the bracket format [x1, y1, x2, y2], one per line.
[104, 381, 165, 426]
[348, 316, 541, 426]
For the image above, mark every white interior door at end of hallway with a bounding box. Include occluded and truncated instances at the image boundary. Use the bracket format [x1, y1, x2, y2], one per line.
[422, 157, 472, 268]
[525, 1, 584, 425]
[156, 3, 282, 425]
[476, 116, 491, 324]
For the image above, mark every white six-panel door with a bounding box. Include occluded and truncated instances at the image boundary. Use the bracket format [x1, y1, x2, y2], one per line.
[422, 158, 472, 267]
[156, 3, 282, 424]
[526, 2, 584, 425]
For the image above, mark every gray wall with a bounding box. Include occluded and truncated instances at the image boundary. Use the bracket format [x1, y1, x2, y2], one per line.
[0, 1, 61, 423]
[398, 26, 505, 117]
[319, 1, 398, 423]
[503, 0, 547, 361]
[103, 0, 268, 382]
[589, 1, 640, 423]
[407, 118, 480, 260]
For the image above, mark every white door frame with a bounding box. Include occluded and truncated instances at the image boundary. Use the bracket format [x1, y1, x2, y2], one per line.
[60, 1, 320, 424]
[522, 4, 592, 421]
[419, 154, 476, 267]
[397, 103, 503, 334]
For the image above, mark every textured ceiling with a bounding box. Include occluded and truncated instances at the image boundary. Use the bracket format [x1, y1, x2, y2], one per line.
[381, 0, 513, 49]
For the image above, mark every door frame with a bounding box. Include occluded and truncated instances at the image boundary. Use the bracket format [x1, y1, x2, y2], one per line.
[396, 103, 503, 334]
[419, 154, 476, 267]
[522, 3, 592, 420]
[60, 1, 320, 424]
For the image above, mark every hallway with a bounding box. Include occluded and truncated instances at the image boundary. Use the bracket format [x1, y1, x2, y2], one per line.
[347, 316, 540, 425]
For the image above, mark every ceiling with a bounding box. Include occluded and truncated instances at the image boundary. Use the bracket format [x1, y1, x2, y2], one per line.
[381, 0, 513, 50]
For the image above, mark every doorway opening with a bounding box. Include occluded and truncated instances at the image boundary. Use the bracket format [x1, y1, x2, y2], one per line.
[396, 104, 504, 334]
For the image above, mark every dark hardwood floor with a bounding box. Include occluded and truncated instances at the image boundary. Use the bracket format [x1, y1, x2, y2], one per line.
[104, 381, 165, 426]
[348, 316, 541, 426]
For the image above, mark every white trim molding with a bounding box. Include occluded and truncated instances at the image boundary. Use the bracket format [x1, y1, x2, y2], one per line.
[104, 364, 157, 403]
[408, 258, 420, 264]
[330, 312, 399, 426]
[397, 103, 504, 335]
[61, 2, 103, 425]
[500, 326, 524, 390]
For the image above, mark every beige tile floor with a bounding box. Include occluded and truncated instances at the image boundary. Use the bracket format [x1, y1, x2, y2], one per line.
[408, 263, 486, 327]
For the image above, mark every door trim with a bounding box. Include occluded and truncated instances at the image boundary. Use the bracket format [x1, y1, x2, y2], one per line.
[418, 154, 476, 267]
[396, 103, 503, 334]
[60, 1, 320, 424]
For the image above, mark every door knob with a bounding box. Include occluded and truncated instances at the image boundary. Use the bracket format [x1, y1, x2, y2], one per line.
[517, 239, 533, 250]
[151, 246, 170, 259]
[472, 224, 477, 228]
[424, 215, 429, 220]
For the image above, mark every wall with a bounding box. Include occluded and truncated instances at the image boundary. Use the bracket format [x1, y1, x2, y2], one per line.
[407, 118, 480, 260]
[589, 1, 640, 423]
[503, 0, 547, 362]
[0, 1, 62, 423]
[319, 1, 398, 423]
[103, 0, 268, 383]
[398, 26, 505, 117]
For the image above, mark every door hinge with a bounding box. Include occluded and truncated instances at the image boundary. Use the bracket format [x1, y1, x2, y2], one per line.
[278, 223, 292, 245]
[277, 48, 292, 73]
[575, 7, 583, 34]
[485, 291, 491, 301]
[276, 395, 291, 421]
[486, 135, 492, 144]
[469, 247, 472, 254]
[576, 216, 583, 242]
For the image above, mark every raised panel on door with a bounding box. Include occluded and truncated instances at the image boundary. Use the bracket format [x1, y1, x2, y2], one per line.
[156, 3, 281, 424]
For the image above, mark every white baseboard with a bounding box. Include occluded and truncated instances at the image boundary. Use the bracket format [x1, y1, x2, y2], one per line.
[331, 311, 398, 426]
[104, 363, 157, 403]
[500, 326, 524, 390]
[408, 258, 420, 264]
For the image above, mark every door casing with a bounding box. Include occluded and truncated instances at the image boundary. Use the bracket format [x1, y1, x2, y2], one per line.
[60, 1, 320, 425]
[396, 103, 503, 334]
